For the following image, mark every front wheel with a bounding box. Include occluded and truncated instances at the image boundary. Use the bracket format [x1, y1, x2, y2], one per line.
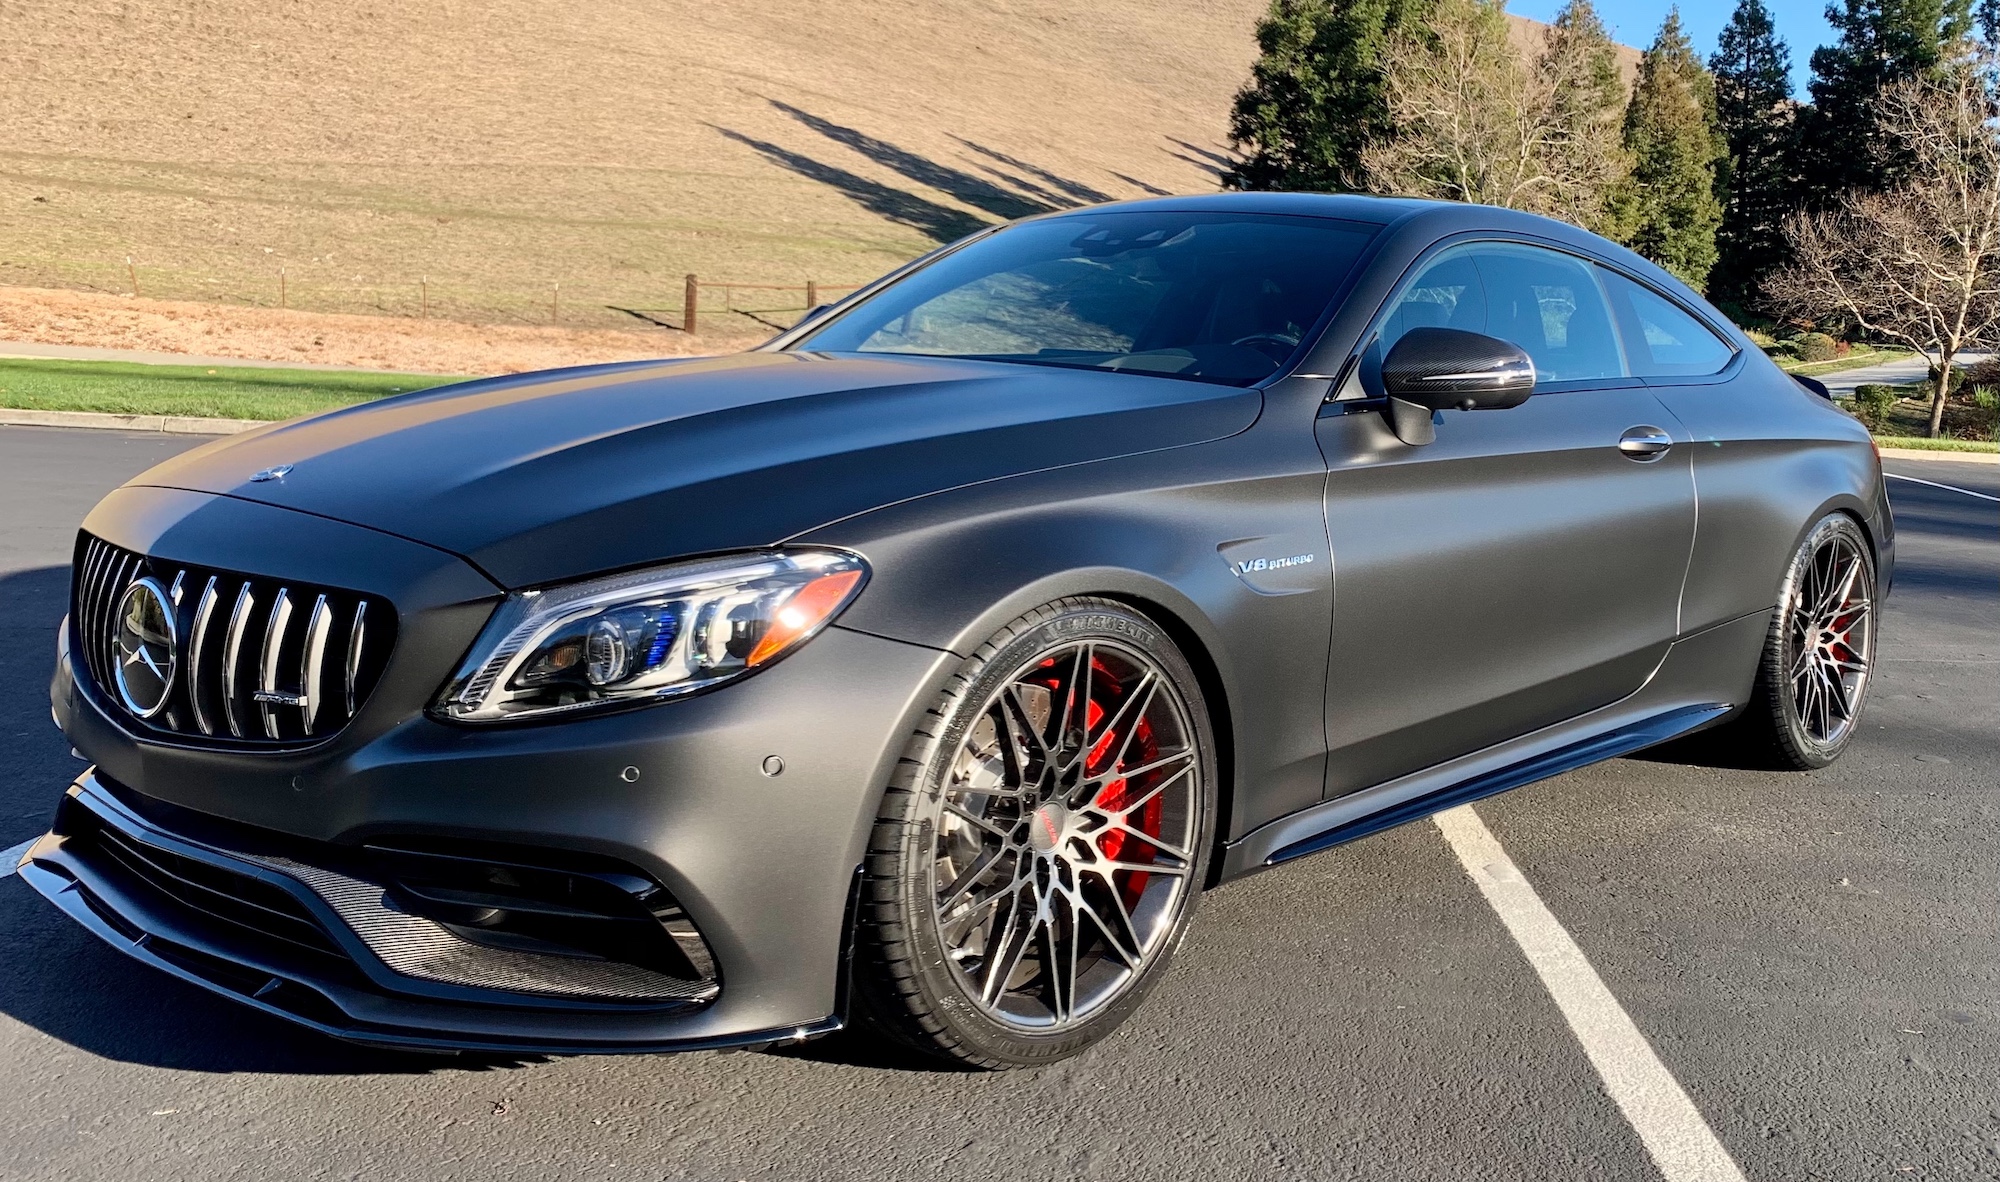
[850, 597, 1217, 1068]
[1741, 514, 1878, 769]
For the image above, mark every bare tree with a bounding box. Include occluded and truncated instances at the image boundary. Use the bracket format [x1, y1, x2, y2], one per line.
[1768, 54, 2000, 437]
[1362, 0, 1629, 234]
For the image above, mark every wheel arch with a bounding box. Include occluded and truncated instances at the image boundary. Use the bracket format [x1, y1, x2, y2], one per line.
[1785, 495, 1882, 598]
[940, 569, 1243, 882]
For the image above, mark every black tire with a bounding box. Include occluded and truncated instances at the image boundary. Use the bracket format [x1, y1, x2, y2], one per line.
[849, 597, 1217, 1069]
[1738, 514, 1878, 770]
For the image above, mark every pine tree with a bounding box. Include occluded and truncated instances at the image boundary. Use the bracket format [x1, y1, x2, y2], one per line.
[1620, 10, 1728, 289]
[1225, 0, 1428, 191]
[1797, 0, 1973, 205]
[1708, 0, 1796, 309]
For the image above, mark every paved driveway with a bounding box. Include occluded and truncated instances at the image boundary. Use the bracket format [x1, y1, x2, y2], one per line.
[0, 427, 1992, 1181]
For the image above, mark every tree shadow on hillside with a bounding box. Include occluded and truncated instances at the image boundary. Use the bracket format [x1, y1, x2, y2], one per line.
[1110, 171, 1174, 197]
[720, 102, 1182, 243]
[1164, 137, 1236, 180]
[951, 137, 1113, 206]
[768, 101, 1054, 223]
[713, 127, 992, 243]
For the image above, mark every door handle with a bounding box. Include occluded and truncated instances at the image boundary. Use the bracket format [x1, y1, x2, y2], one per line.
[1618, 425, 1674, 461]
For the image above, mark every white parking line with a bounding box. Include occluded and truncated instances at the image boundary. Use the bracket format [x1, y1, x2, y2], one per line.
[0, 837, 38, 880]
[1885, 472, 2000, 502]
[1433, 805, 1747, 1182]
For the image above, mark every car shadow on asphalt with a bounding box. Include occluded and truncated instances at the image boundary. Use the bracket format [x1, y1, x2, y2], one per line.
[0, 880, 524, 1075]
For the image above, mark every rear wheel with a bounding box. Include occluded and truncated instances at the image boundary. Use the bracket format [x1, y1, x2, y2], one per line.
[850, 598, 1216, 1068]
[1741, 514, 1878, 769]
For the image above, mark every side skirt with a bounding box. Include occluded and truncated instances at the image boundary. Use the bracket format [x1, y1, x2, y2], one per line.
[1256, 702, 1727, 869]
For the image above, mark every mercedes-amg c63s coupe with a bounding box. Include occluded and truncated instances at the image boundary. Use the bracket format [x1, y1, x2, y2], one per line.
[24, 194, 1890, 1068]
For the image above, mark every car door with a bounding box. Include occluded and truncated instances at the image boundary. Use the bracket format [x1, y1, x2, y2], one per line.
[1312, 239, 1698, 799]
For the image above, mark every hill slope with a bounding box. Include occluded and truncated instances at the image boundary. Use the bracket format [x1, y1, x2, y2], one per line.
[1, 0, 1273, 334]
[1, 3, 1638, 343]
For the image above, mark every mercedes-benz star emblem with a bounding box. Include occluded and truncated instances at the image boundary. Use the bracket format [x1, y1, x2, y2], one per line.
[249, 465, 294, 483]
[113, 577, 178, 719]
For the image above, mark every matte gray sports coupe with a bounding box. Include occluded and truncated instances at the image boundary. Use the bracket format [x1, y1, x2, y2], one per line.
[24, 194, 1890, 1068]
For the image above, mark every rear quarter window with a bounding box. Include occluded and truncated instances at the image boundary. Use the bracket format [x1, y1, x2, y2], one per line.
[1599, 269, 1736, 377]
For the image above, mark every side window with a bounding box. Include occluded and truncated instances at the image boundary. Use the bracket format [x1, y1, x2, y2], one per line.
[1465, 244, 1624, 383]
[1599, 269, 1736, 377]
[1378, 247, 1487, 355]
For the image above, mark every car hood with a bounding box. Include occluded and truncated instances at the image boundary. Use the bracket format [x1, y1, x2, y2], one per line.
[133, 351, 1261, 587]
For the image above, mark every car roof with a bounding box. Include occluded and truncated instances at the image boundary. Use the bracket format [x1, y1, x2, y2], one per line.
[1041, 192, 1719, 323]
[1033, 191, 1439, 225]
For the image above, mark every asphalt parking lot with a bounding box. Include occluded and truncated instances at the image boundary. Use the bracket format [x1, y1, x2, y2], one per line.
[0, 425, 1992, 1181]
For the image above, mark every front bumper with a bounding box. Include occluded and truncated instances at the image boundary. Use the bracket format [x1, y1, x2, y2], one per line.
[23, 773, 760, 1054]
[39, 487, 957, 1052]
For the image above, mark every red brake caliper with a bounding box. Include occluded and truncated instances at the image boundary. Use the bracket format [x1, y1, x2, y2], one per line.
[1081, 658, 1163, 908]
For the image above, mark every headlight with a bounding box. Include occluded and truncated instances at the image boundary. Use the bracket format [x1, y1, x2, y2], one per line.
[434, 550, 867, 722]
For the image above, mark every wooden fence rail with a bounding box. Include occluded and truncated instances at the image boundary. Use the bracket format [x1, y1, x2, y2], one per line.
[682, 274, 864, 334]
[97, 256, 868, 333]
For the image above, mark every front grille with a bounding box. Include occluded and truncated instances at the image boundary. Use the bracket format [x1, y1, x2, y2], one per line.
[72, 533, 395, 746]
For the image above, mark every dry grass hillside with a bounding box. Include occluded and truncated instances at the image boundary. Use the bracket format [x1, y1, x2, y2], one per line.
[1, 0, 1277, 339]
[0, 3, 1637, 356]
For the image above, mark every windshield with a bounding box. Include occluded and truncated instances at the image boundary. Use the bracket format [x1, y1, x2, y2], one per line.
[792, 211, 1378, 386]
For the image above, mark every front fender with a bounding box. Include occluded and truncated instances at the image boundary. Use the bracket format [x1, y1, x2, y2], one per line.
[796, 432, 1335, 840]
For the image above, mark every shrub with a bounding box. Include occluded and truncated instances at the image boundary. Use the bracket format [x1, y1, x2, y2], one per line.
[1851, 383, 1900, 429]
[1943, 388, 2000, 439]
[1956, 355, 2000, 395]
[1794, 332, 1839, 362]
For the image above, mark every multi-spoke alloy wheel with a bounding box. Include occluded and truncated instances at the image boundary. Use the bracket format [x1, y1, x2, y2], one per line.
[852, 598, 1215, 1068]
[933, 639, 1197, 1029]
[1743, 515, 1878, 769]
[1784, 527, 1873, 749]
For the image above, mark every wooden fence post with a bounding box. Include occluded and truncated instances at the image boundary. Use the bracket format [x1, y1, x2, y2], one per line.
[684, 274, 699, 335]
[279, 267, 287, 309]
[127, 256, 138, 296]
[420, 277, 429, 319]
[806, 280, 818, 310]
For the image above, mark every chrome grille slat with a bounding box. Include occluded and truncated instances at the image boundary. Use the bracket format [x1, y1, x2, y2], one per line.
[70, 534, 394, 747]
[82, 544, 126, 687]
[222, 583, 255, 739]
[258, 588, 294, 739]
[301, 595, 332, 736]
[78, 541, 113, 683]
[102, 552, 140, 690]
[345, 601, 368, 719]
[187, 576, 221, 736]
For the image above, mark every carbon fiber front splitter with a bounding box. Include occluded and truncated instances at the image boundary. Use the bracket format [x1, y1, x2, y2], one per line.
[17, 776, 841, 1056]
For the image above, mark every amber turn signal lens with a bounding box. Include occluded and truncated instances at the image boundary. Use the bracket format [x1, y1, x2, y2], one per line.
[747, 569, 865, 667]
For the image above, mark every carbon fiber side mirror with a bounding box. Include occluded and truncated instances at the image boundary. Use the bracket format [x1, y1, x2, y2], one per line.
[1380, 328, 1536, 445]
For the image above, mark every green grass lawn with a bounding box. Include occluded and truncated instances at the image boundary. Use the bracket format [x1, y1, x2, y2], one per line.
[1873, 434, 1998, 452]
[1775, 347, 1915, 376]
[0, 358, 469, 421]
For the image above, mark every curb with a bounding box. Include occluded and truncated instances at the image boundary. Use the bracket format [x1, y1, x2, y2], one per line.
[0, 408, 269, 435]
[1878, 446, 1996, 465]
